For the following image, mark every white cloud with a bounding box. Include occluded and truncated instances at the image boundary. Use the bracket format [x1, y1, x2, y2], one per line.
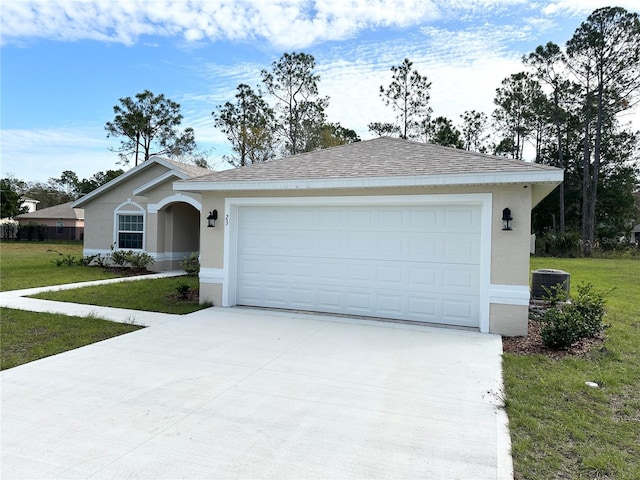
[1, 0, 444, 48]
[542, 1, 639, 16]
[0, 127, 123, 181]
[2, 0, 636, 49]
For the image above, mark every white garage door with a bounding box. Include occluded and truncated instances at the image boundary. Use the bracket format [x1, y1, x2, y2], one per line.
[235, 203, 482, 327]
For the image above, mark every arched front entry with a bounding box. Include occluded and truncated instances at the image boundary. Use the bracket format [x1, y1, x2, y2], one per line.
[148, 197, 201, 271]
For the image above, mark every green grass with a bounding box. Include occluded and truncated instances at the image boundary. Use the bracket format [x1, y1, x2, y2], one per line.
[0, 242, 208, 370]
[504, 258, 640, 480]
[31, 276, 210, 314]
[0, 241, 122, 291]
[0, 307, 143, 370]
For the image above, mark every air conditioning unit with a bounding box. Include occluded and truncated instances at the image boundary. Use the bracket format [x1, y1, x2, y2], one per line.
[531, 269, 570, 300]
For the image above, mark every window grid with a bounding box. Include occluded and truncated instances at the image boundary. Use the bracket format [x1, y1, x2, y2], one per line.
[118, 215, 144, 232]
[117, 214, 144, 249]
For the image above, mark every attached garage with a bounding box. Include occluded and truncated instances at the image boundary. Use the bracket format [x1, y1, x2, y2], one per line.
[229, 196, 488, 328]
[175, 137, 563, 336]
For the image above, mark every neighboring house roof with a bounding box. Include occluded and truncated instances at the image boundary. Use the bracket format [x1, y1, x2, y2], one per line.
[175, 137, 563, 204]
[73, 156, 213, 208]
[16, 202, 84, 221]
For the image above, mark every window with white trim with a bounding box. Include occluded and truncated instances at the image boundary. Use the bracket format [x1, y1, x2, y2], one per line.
[117, 214, 144, 249]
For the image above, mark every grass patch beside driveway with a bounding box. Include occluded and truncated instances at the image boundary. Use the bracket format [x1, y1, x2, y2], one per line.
[0, 307, 143, 370]
[30, 276, 210, 315]
[503, 258, 640, 480]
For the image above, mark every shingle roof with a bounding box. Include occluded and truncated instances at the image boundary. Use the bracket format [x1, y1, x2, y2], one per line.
[161, 158, 213, 178]
[73, 156, 214, 208]
[16, 202, 83, 220]
[184, 137, 560, 184]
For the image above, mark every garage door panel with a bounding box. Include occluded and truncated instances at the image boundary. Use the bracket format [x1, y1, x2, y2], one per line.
[442, 298, 478, 326]
[376, 294, 404, 315]
[407, 296, 437, 318]
[318, 290, 342, 309]
[376, 264, 404, 285]
[348, 208, 374, 227]
[443, 267, 480, 289]
[237, 284, 263, 304]
[408, 208, 439, 229]
[291, 262, 314, 279]
[444, 237, 481, 262]
[379, 208, 406, 228]
[235, 204, 481, 327]
[264, 286, 288, 305]
[290, 287, 314, 307]
[347, 264, 373, 281]
[346, 291, 372, 312]
[317, 208, 343, 226]
[443, 208, 479, 231]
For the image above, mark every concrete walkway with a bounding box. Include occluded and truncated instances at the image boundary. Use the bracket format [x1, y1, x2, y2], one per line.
[0, 271, 187, 327]
[1, 276, 513, 479]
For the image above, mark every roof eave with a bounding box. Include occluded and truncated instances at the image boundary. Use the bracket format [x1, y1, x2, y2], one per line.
[174, 170, 564, 193]
[133, 170, 189, 196]
[72, 157, 181, 208]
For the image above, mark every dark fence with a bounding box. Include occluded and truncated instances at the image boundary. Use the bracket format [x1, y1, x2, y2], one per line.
[11, 225, 84, 242]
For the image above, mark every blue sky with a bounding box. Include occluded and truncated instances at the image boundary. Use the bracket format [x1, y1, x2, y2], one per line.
[2, 0, 638, 183]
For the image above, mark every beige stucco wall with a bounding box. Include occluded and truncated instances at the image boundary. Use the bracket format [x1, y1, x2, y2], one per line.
[81, 163, 202, 271]
[195, 183, 539, 335]
[490, 185, 533, 286]
[490, 304, 529, 336]
[83, 164, 170, 252]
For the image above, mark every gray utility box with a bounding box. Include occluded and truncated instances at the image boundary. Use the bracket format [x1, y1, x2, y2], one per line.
[531, 269, 571, 300]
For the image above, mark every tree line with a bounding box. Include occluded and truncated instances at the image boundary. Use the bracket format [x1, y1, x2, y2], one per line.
[1, 169, 125, 218]
[2, 6, 638, 254]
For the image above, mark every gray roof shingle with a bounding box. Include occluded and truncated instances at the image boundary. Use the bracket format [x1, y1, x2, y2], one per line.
[160, 158, 213, 178]
[16, 202, 83, 220]
[184, 137, 560, 184]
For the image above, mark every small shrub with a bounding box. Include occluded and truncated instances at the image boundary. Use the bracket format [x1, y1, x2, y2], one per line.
[93, 254, 110, 269]
[541, 283, 569, 307]
[540, 307, 585, 349]
[180, 253, 200, 277]
[108, 249, 155, 271]
[51, 254, 76, 267]
[572, 282, 610, 337]
[126, 251, 154, 271]
[174, 281, 191, 300]
[539, 282, 609, 350]
[110, 249, 129, 266]
[79, 255, 98, 267]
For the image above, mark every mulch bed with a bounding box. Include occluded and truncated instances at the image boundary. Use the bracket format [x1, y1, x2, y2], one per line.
[165, 289, 200, 303]
[502, 304, 605, 360]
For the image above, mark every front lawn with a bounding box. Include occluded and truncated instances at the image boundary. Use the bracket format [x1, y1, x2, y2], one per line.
[31, 276, 210, 315]
[0, 307, 144, 370]
[504, 258, 640, 479]
[0, 241, 123, 291]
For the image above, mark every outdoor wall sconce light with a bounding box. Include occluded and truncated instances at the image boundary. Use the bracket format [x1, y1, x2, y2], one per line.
[502, 208, 513, 231]
[207, 210, 218, 228]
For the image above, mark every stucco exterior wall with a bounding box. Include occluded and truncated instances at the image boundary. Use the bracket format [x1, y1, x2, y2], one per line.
[80, 164, 203, 272]
[82, 164, 170, 253]
[490, 304, 529, 336]
[195, 183, 538, 336]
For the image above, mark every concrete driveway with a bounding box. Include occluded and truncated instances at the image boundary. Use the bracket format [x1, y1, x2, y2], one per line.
[1, 294, 512, 479]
